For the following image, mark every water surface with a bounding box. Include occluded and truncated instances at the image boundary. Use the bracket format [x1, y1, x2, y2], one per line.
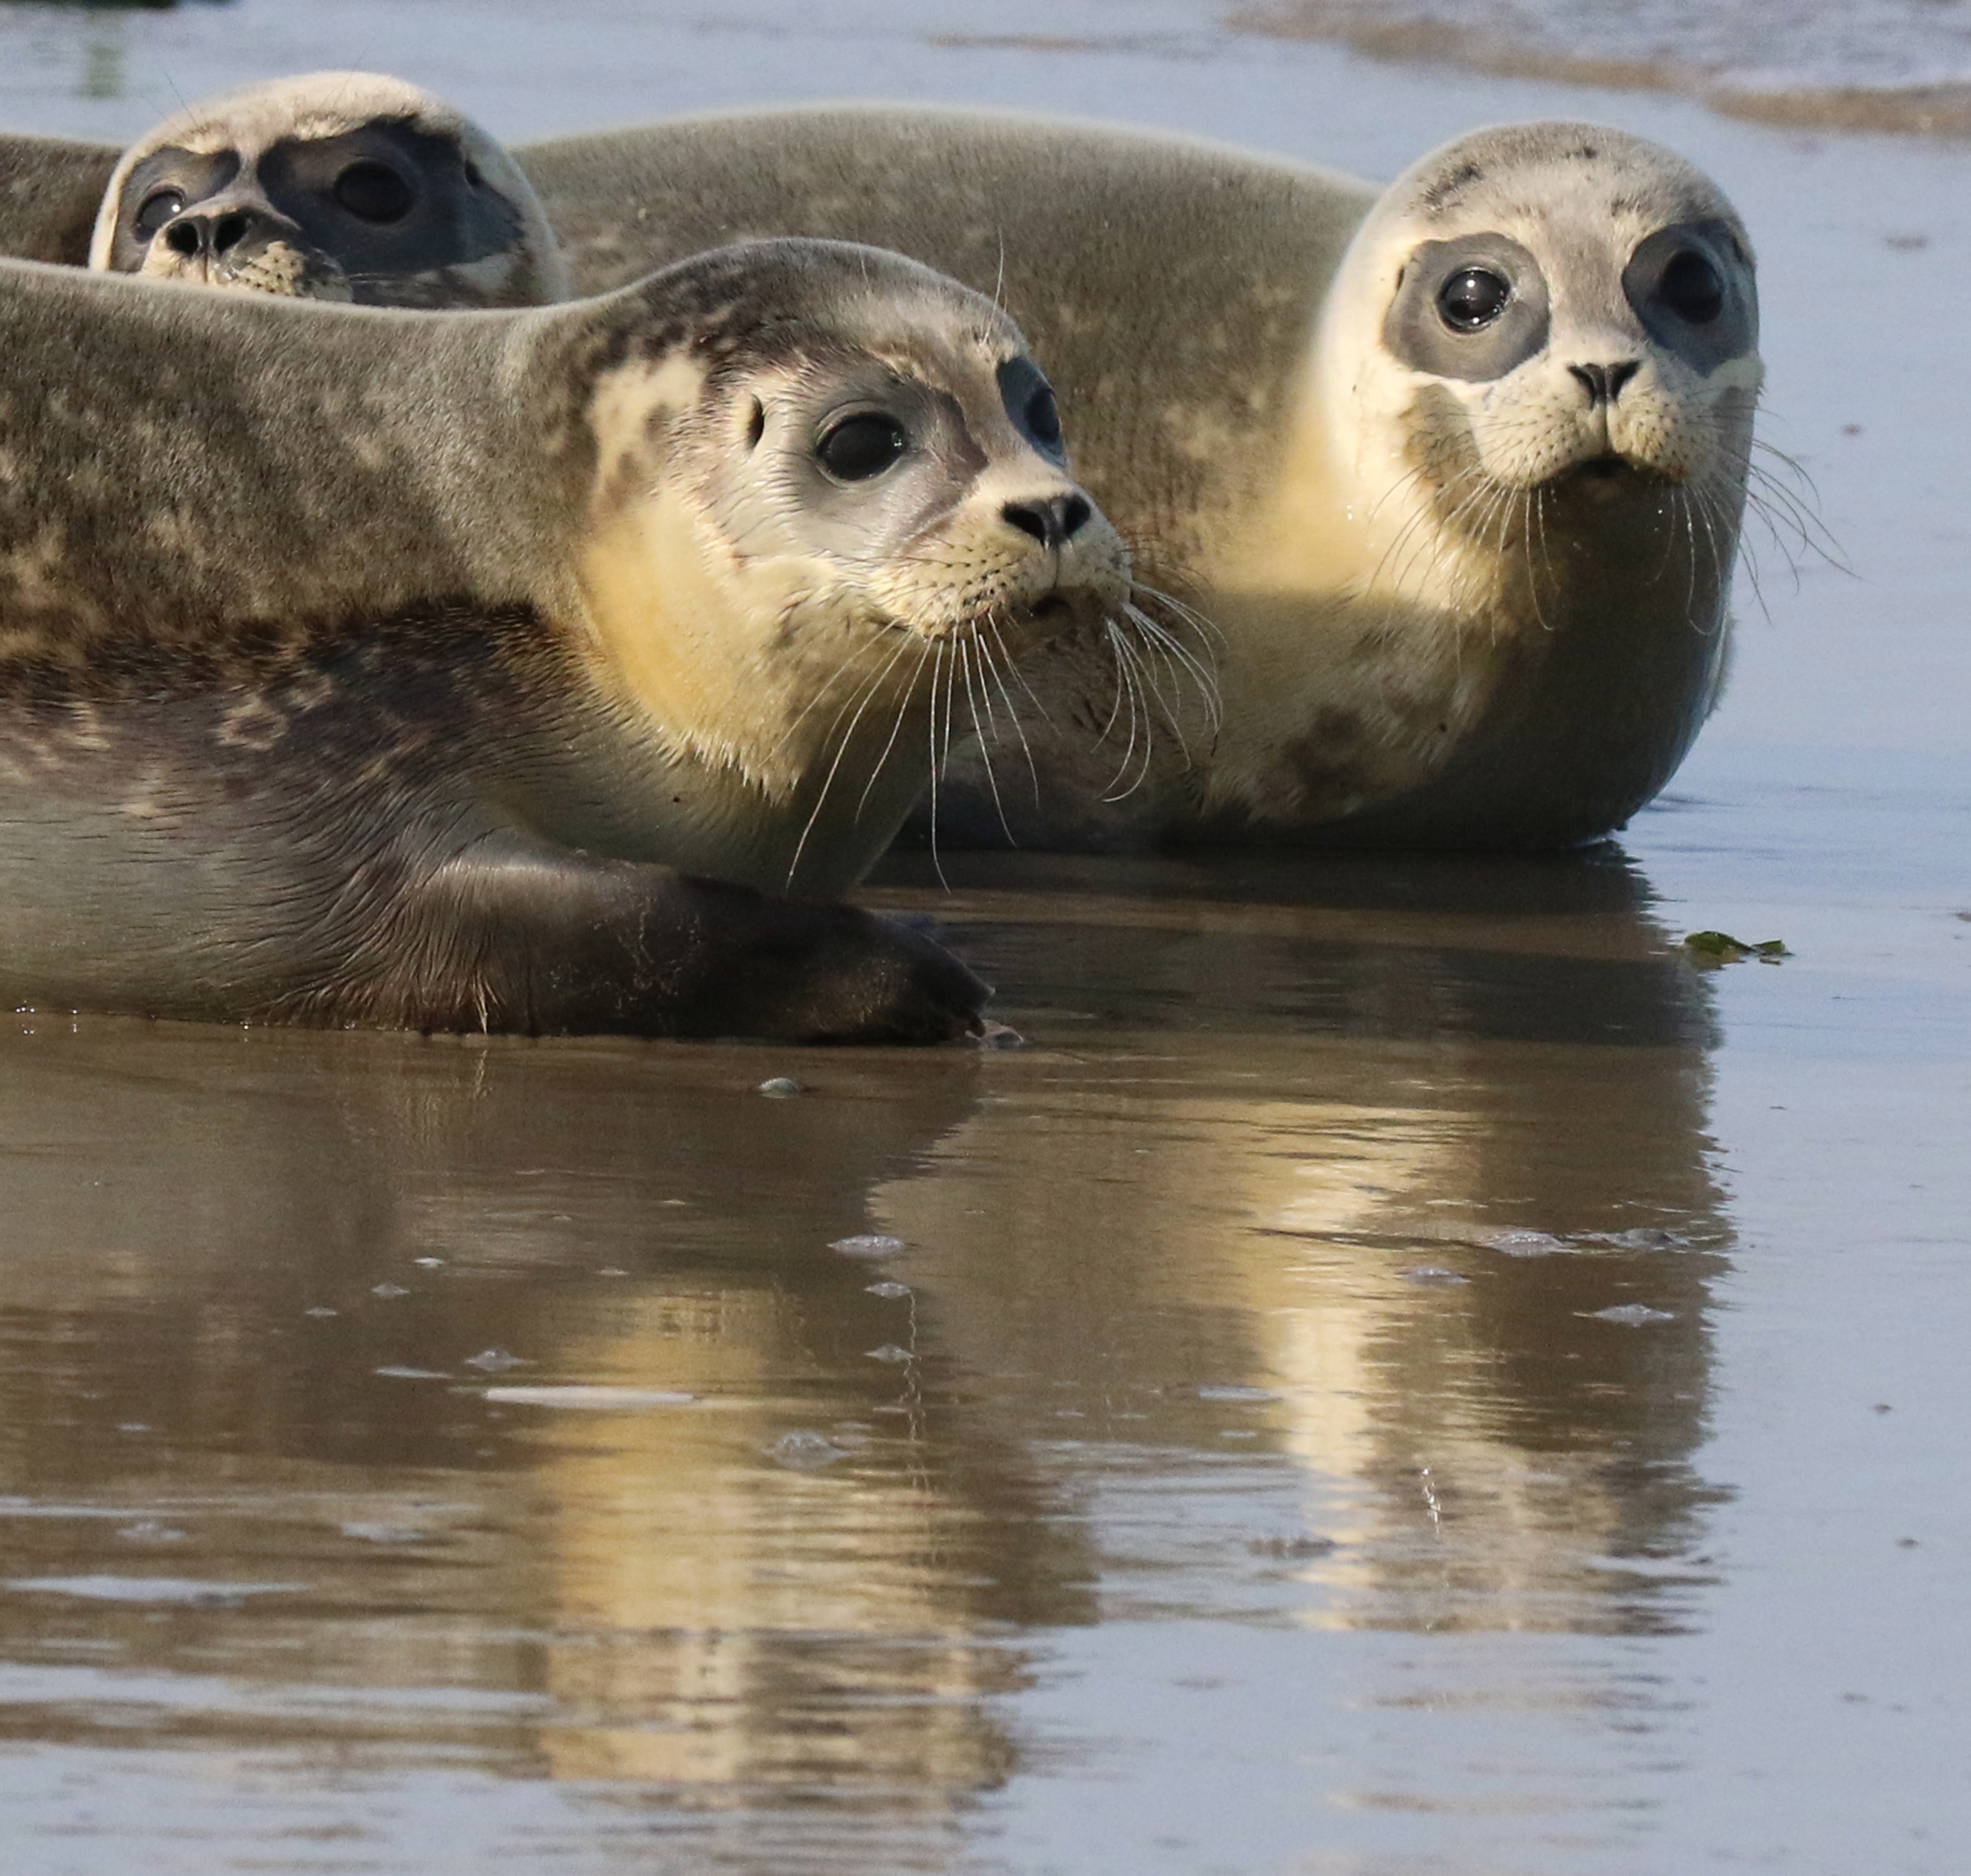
[0, 4, 1966, 1872]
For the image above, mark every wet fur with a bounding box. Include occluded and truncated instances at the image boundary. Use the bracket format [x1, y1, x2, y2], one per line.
[513, 107, 1757, 850]
[0, 243, 1117, 1037]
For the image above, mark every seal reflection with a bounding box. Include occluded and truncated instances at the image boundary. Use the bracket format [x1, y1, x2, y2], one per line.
[0, 846, 1726, 1833]
[865, 846, 1728, 1635]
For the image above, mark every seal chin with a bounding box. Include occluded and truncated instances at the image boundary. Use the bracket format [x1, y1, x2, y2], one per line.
[1568, 452, 1638, 489]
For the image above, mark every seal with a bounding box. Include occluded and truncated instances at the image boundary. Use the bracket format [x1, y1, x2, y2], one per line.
[0, 130, 118, 265]
[88, 71, 568, 307]
[0, 235, 1128, 1038]
[516, 109, 1760, 849]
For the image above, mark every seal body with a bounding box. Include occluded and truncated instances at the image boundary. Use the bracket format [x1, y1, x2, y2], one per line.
[90, 72, 568, 307]
[518, 109, 1759, 849]
[0, 131, 117, 264]
[0, 239, 1128, 1037]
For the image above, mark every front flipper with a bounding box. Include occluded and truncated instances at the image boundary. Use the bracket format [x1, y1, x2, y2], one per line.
[291, 832, 988, 1043]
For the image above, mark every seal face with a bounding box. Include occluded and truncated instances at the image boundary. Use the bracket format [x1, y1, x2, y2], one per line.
[88, 71, 568, 307]
[0, 237, 1127, 1038]
[1359, 135, 1757, 519]
[1256, 122, 1760, 845]
[513, 109, 1762, 850]
[557, 244, 1134, 893]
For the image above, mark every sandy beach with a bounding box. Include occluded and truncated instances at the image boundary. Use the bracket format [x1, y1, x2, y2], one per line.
[0, 3, 1963, 1871]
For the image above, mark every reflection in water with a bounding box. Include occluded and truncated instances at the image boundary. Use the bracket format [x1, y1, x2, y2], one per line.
[869, 848, 1727, 1637]
[0, 848, 1728, 1854]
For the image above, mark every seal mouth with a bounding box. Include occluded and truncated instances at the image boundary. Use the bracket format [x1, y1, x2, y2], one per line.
[1554, 452, 1679, 501]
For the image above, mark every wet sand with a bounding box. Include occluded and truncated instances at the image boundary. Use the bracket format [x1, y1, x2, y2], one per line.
[0, 3, 1967, 1872]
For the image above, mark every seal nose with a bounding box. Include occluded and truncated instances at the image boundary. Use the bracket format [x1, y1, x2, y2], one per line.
[1569, 361, 1642, 407]
[1001, 494, 1091, 550]
[163, 207, 263, 258]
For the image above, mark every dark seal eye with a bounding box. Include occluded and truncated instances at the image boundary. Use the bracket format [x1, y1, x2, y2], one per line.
[1659, 249, 1724, 324]
[132, 188, 184, 241]
[1024, 383, 1062, 449]
[332, 161, 414, 223]
[817, 413, 908, 482]
[1437, 265, 1512, 332]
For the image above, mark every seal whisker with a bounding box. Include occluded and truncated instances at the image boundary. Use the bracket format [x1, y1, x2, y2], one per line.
[854, 634, 936, 819]
[977, 611, 1045, 805]
[958, 632, 1016, 845]
[783, 626, 920, 887]
[1130, 579, 1226, 651]
[923, 640, 950, 890]
[1124, 602, 1221, 738]
[774, 626, 894, 755]
[1121, 608, 1192, 767]
[1525, 487, 1555, 634]
[1099, 620, 1160, 801]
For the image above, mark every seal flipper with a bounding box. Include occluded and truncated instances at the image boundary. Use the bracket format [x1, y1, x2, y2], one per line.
[307, 828, 988, 1044]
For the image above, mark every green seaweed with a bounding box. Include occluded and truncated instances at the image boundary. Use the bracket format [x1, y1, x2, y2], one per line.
[1684, 930, 1791, 965]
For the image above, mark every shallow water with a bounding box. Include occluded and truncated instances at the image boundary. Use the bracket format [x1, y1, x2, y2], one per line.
[0, 3, 1968, 1872]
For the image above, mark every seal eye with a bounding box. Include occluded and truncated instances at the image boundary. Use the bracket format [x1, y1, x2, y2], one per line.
[1659, 249, 1724, 324]
[133, 188, 184, 242]
[1024, 384, 1062, 449]
[333, 161, 414, 223]
[817, 413, 908, 482]
[1437, 266, 1512, 332]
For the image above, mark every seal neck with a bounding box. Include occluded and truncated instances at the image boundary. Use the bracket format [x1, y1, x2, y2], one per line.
[0, 259, 583, 655]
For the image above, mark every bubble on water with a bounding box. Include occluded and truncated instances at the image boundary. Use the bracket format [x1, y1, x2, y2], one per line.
[464, 1348, 528, 1373]
[1582, 1304, 1677, 1326]
[865, 1344, 914, 1365]
[832, 1234, 904, 1260]
[304, 1307, 339, 1319]
[865, 1280, 912, 1298]
[1197, 1384, 1277, 1403]
[341, 1521, 427, 1545]
[480, 1386, 694, 1410]
[5, 1575, 306, 1605]
[374, 1366, 449, 1381]
[1401, 1265, 1469, 1286]
[1489, 1231, 1569, 1257]
[1248, 1534, 1338, 1560]
[770, 1430, 852, 1471]
[757, 1077, 802, 1099]
[412, 1257, 445, 1268]
[370, 1283, 408, 1300]
[114, 1521, 187, 1546]
[1600, 1228, 1686, 1251]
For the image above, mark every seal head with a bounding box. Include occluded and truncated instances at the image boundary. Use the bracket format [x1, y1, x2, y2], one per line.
[88, 71, 568, 307]
[1322, 120, 1759, 606]
[557, 239, 1134, 891]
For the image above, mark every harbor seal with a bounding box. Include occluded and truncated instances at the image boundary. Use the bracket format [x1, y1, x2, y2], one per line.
[0, 236, 1127, 1037]
[0, 130, 117, 265]
[89, 72, 567, 306]
[517, 109, 1760, 850]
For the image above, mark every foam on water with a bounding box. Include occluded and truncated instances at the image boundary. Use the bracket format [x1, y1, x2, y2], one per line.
[1237, 0, 1971, 131]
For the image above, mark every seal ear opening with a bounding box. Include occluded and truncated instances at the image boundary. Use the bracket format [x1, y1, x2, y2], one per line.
[746, 397, 766, 449]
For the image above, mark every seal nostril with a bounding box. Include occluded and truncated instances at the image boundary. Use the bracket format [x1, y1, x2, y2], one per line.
[165, 218, 203, 257]
[212, 213, 250, 255]
[1570, 360, 1642, 407]
[1002, 495, 1085, 549]
[1001, 502, 1049, 545]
